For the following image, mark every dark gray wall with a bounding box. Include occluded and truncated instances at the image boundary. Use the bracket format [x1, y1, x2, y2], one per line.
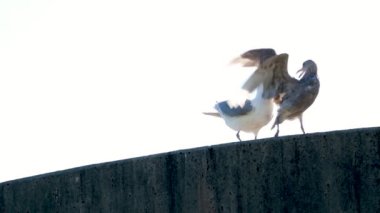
[1, 127, 380, 213]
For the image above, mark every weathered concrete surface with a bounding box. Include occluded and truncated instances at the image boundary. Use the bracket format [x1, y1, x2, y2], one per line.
[1, 127, 380, 213]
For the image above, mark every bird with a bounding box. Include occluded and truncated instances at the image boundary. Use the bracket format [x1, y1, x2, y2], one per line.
[203, 53, 289, 141]
[271, 60, 320, 137]
[232, 49, 320, 137]
[204, 83, 273, 141]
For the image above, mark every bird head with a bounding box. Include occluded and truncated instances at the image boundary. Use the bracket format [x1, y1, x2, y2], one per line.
[297, 60, 317, 78]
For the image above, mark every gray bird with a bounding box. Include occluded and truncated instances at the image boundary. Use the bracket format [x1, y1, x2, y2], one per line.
[271, 60, 320, 137]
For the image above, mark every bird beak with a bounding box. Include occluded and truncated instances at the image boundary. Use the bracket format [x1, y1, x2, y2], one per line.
[297, 68, 305, 78]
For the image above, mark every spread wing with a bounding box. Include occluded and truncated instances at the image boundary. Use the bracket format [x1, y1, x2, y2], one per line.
[230, 48, 276, 67]
[262, 53, 297, 99]
[242, 53, 290, 98]
[231, 49, 296, 102]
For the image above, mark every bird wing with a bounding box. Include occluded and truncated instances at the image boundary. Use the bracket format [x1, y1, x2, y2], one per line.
[262, 53, 296, 99]
[241, 66, 271, 93]
[216, 99, 255, 117]
[242, 53, 289, 98]
[278, 80, 320, 119]
[230, 48, 277, 67]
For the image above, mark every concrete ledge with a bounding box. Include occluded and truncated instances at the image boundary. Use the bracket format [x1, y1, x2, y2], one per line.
[1, 127, 380, 212]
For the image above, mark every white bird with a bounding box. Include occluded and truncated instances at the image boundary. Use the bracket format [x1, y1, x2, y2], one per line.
[204, 53, 289, 141]
[204, 83, 273, 141]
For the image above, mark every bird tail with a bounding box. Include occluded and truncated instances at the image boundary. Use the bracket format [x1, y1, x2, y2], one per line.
[202, 112, 221, 117]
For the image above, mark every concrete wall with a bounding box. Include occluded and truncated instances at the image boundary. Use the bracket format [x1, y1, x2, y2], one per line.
[1, 127, 380, 213]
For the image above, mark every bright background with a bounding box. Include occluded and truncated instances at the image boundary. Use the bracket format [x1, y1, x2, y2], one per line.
[1, 0, 379, 182]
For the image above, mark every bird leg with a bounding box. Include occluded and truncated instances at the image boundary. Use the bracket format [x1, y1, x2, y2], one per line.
[298, 115, 305, 134]
[274, 124, 280, 137]
[236, 131, 242, 142]
[271, 116, 280, 137]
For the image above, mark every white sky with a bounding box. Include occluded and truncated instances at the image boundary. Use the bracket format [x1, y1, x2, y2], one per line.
[1, 0, 379, 182]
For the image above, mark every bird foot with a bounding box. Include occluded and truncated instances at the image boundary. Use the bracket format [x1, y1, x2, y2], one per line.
[274, 130, 279, 137]
[236, 131, 242, 142]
